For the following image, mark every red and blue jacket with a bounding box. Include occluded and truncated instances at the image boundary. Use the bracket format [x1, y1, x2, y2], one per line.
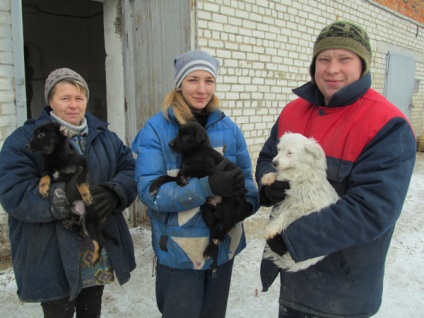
[256, 73, 416, 317]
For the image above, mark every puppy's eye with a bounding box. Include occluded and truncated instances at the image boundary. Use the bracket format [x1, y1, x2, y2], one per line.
[37, 132, 45, 138]
[287, 151, 293, 155]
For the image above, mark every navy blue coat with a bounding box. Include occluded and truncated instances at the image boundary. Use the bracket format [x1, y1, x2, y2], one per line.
[256, 74, 416, 317]
[0, 107, 137, 302]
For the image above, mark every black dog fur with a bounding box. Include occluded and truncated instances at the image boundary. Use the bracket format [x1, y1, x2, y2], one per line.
[149, 121, 251, 271]
[27, 121, 105, 266]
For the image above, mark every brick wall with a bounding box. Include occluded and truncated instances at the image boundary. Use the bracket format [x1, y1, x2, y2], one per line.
[0, 0, 14, 257]
[0, 0, 16, 151]
[197, 0, 424, 168]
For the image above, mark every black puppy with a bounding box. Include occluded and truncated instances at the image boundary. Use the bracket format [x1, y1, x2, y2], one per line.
[149, 121, 251, 271]
[27, 121, 104, 266]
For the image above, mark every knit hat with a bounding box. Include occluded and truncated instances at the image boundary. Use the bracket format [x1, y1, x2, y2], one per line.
[174, 50, 219, 88]
[44, 68, 89, 104]
[309, 21, 372, 79]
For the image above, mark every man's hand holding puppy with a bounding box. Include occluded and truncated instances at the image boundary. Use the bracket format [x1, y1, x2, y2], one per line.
[260, 180, 290, 206]
[266, 233, 288, 256]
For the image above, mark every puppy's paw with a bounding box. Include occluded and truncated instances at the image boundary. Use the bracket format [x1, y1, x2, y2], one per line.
[149, 183, 159, 195]
[39, 186, 49, 198]
[176, 175, 188, 186]
[39, 175, 51, 197]
[264, 231, 279, 240]
[90, 240, 101, 267]
[78, 183, 93, 206]
[261, 173, 277, 186]
[264, 222, 282, 240]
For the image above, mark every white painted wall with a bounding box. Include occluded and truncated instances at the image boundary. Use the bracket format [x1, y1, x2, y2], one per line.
[102, 0, 126, 143]
[196, 0, 424, 167]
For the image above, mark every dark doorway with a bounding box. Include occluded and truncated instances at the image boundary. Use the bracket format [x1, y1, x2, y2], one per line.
[22, 0, 106, 121]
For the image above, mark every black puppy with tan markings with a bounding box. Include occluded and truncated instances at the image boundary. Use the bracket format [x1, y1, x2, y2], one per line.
[27, 121, 106, 266]
[149, 121, 251, 271]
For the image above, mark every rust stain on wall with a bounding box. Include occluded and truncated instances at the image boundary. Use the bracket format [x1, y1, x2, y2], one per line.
[374, 0, 424, 24]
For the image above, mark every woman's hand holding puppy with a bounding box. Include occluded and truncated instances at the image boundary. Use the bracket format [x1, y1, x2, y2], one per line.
[90, 185, 120, 218]
[208, 159, 246, 197]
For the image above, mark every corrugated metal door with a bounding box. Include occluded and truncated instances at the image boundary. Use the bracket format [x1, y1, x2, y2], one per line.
[122, 0, 194, 223]
[384, 53, 416, 119]
[124, 0, 193, 137]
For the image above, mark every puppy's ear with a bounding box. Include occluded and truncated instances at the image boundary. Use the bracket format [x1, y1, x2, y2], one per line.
[304, 139, 324, 160]
[59, 125, 67, 135]
[196, 128, 207, 143]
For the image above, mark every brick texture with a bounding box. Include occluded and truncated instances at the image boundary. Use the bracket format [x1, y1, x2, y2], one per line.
[197, 0, 424, 168]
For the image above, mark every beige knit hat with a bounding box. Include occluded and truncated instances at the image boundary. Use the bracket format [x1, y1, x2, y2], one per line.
[309, 21, 372, 80]
[44, 68, 89, 104]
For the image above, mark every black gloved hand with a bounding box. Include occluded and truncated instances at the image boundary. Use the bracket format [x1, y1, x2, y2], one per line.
[50, 182, 71, 220]
[260, 180, 290, 206]
[90, 185, 120, 218]
[232, 200, 253, 223]
[208, 159, 246, 197]
[266, 234, 287, 256]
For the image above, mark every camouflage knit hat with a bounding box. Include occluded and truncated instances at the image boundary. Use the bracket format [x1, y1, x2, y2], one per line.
[309, 21, 372, 80]
[44, 68, 89, 104]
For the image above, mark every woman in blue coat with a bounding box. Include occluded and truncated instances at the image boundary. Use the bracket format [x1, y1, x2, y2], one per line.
[131, 50, 259, 318]
[0, 68, 137, 317]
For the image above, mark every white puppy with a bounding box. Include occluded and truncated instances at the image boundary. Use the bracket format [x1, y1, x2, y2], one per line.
[261, 132, 339, 272]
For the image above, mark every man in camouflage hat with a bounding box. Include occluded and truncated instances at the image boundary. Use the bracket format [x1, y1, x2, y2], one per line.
[256, 21, 416, 317]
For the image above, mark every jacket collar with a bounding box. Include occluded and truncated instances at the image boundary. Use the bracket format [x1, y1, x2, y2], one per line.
[166, 107, 225, 128]
[292, 72, 371, 107]
[37, 106, 108, 130]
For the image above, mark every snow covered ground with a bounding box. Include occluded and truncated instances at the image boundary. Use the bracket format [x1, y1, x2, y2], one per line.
[1, 153, 424, 317]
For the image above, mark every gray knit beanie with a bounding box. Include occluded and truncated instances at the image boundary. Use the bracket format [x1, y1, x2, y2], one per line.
[174, 50, 219, 88]
[44, 68, 89, 105]
[309, 21, 372, 80]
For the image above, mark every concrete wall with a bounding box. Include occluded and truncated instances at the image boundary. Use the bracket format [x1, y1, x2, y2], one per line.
[0, 0, 13, 257]
[0, 0, 15, 151]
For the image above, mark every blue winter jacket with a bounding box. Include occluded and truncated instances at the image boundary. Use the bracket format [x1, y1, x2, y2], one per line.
[0, 107, 137, 302]
[131, 108, 259, 270]
[256, 74, 416, 317]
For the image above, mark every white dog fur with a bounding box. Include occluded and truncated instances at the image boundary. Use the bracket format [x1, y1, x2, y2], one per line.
[261, 132, 339, 272]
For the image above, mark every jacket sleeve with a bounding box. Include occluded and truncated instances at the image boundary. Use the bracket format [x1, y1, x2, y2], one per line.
[131, 121, 213, 213]
[233, 123, 260, 214]
[284, 118, 416, 262]
[0, 127, 55, 222]
[255, 118, 279, 185]
[255, 118, 281, 206]
[100, 130, 137, 211]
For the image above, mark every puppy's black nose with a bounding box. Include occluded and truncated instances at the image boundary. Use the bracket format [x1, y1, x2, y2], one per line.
[272, 160, 278, 168]
[169, 140, 175, 149]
